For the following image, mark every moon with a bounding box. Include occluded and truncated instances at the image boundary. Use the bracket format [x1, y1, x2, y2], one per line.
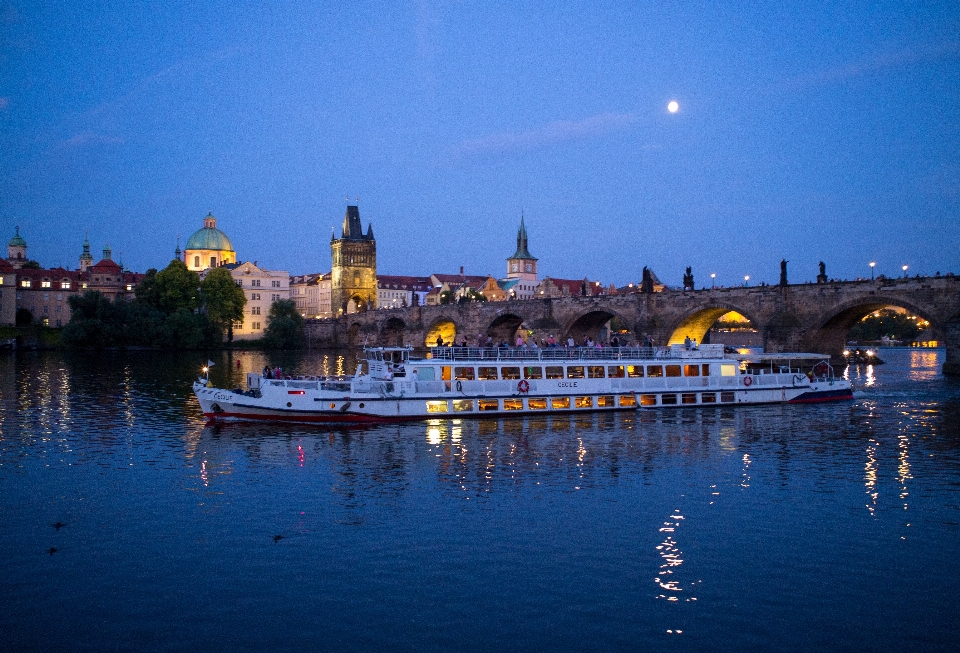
[667, 100, 679, 113]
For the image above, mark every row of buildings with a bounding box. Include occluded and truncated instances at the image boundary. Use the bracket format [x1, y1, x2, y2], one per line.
[2, 207, 662, 339]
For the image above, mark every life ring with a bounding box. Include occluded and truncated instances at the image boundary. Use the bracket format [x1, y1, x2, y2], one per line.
[743, 375, 753, 387]
[518, 379, 530, 393]
[456, 380, 463, 392]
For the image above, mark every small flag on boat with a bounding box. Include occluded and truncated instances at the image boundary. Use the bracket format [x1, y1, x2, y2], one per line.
[207, 360, 215, 368]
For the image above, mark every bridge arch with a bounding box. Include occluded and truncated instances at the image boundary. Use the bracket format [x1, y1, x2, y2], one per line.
[804, 296, 944, 356]
[424, 316, 458, 348]
[561, 309, 633, 345]
[665, 303, 760, 347]
[486, 313, 526, 345]
[379, 317, 407, 347]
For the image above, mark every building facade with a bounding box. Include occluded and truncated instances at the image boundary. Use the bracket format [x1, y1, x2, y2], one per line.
[290, 272, 332, 319]
[226, 261, 290, 340]
[330, 205, 376, 315]
[0, 259, 16, 326]
[184, 213, 237, 272]
[377, 275, 432, 309]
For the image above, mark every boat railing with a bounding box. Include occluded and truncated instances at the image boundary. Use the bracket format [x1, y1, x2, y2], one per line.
[426, 344, 725, 362]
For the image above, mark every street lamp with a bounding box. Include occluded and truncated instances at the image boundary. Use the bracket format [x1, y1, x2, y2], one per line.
[711, 273, 716, 288]
[869, 261, 875, 280]
[902, 265, 908, 277]
[744, 275, 750, 287]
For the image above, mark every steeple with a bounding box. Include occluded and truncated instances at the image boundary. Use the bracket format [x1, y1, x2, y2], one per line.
[174, 235, 182, 261]
[79, 234, 94, 272]
[103, 242, 112, 261]
[510, 214, 535, 260]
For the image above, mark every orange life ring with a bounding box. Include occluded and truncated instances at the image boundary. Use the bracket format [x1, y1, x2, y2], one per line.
[518, 379, 530, 393]
[743, 375, 753, 387]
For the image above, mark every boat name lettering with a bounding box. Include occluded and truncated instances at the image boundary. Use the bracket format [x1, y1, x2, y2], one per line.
[214, 392, 229, 401]
[558, 381, 578, 388]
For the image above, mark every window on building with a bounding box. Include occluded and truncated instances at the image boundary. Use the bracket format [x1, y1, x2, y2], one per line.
[126, 284, 132, 291]
[251, 306, 261, 315]
[252, 322, 261, 330]
[210, 256, 217, 268]
[21, 279, 30, 288]
[62, 281, 70, 289]
[41, 280, 51, 288]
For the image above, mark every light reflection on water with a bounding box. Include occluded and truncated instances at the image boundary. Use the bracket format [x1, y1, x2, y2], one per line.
[0, 348, 959, 651]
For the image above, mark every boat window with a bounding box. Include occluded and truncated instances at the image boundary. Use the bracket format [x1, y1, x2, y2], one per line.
[627, 365, 643, 378]
[598, 395, 615, 407]
[721, 364, 737, 377]
[608, 365, 625, 378]
[503, 398, 523, 410]
[661, 393, 678, 405]
[453, 399, 474, 412]
[639, 394, 657, 406]
[681, 393, 697, 404]
[620, 395, 637, 407]
[702, 364, 710, 376]
[454, 367, 475, 380]
[478, 399, 499, 411]
[665, 365, 682, 377]
[575, 396, 593, 408]
[524, 366, 543, 379]
[528, 398, 548, 410]
[720, 391, 736, 403]
[701, 393, 716, 403]
[683, 364, 700, 377]
[647, 365, 663, 378]
[551, 397, 571, 409]
[426, 401, 449, 413]
[567, 366, 585, 379]
[416, 367, 435, 381]
[545, 366, 564, 379]
[501, 367, 521, 380]
[478, 366, 498, 380]
[587, 366, 605, 379]
[441, 367, 451, 381]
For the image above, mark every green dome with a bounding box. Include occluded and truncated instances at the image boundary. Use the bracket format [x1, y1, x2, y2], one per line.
[8, 226, 26, 248]
[185, 213, 234, 251]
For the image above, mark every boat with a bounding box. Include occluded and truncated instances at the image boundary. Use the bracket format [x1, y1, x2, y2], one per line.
[193, 343, 854, 423]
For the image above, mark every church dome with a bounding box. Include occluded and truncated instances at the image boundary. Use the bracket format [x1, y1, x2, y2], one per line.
[8, 226, 26, 248]
[185, 212, 233, 251]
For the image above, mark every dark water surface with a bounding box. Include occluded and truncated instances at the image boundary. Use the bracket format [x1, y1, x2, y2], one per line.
[2, 348, 959, 652]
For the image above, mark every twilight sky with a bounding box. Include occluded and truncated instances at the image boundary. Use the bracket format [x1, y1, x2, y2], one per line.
[1, 1, 958, 287]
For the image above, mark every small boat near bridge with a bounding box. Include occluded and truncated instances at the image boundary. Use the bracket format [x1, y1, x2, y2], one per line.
[193, 344, 853, 424]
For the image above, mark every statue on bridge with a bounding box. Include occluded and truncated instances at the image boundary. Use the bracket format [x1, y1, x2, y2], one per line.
[817, 261, 828, 284]
[641, 267, 654, 294]
[780, 259, 788, 287]
[682, 267, 694, 291]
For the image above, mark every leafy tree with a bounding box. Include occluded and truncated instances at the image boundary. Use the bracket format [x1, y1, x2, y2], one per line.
[62, 292, 119, 348]
[201, 267, 246, 342]
[19, 260, 41, 270]
[15, 308, 33, 327]
[848, 309, 922, 342]
[262, 299, 305, 349]
[439, 290, 453, 305]
[154, 260, 200, 314]
[135, 268, 161, 309]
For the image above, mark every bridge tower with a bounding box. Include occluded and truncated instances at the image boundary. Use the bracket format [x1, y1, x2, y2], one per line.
[331, 204, 377, 315]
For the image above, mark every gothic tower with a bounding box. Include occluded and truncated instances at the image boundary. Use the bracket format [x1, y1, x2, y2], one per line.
[7, 226, 27, 268]
[331, 205, 377, 314]
[79, 236, 94, 272]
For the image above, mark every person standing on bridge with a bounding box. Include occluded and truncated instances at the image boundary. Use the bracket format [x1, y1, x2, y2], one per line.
[436, 335, 444, 347]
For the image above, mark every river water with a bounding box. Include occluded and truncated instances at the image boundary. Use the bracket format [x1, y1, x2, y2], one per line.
[1, 348, 958, 652]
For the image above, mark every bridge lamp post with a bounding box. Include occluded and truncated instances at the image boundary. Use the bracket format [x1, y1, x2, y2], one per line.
[902, 265, 908, 277]
[869, 261, 875, 280]
[744, 275, 750, 287]
[711, 273, 716, 288]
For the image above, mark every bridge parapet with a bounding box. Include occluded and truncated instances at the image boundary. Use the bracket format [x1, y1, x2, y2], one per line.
[305, 275, 960, 374]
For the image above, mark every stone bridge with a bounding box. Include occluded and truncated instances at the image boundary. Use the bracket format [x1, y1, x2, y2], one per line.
[307, 275, 960, 375]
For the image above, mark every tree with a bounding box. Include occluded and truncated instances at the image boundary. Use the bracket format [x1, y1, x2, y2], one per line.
[154, 260, 200, 314]
[262, 299, 305, 349]
[201, 267, 246, 342]
[135, 268, 161, 309]
[62, 291, 119, 348]
[19, 260, 41, 270]
[15, 308, 33, 327]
